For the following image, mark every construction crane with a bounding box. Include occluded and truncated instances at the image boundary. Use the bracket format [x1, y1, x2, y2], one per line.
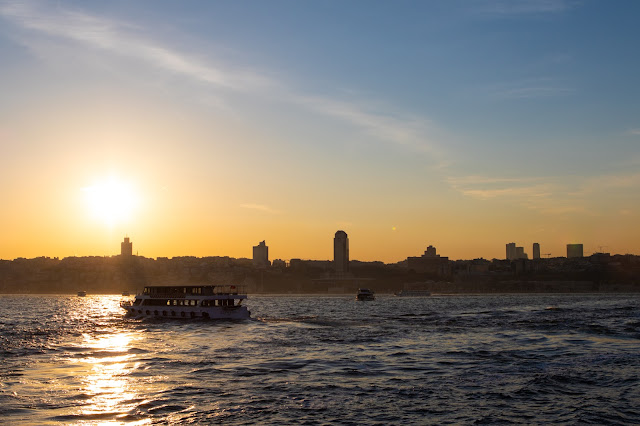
[543, 253, 552, 258]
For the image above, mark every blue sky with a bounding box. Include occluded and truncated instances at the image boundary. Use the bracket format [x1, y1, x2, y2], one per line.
[0, 0, 639, 260]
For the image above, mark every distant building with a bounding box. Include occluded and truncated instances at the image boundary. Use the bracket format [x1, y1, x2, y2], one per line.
[252, 240, 270, 268]
[567, 244, 584, 258]
[533, 243, 540, 260]
[121, 237, 132, 256]
[424, 245, 437, 258]
[407, 245, 451, 277]
[506, 242, 527, 260]
[334, 231, 349, 275]
[272, 259, 287, 269]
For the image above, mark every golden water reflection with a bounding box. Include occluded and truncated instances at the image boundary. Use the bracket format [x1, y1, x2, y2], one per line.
[75, 304, 150, 425]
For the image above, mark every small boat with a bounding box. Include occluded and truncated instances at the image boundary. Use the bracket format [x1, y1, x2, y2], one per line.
[120, 284, 250, 319]
[121, 291, 130, 296]
[394, 290, 431, 297]
[356, 288, 375, 301]
[77, 291, 87, 297]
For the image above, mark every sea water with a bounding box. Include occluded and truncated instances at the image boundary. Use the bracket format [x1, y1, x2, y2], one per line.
[1, 294, 639, 424]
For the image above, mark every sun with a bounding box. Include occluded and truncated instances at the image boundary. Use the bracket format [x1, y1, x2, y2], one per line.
[83, 177, 139, 226]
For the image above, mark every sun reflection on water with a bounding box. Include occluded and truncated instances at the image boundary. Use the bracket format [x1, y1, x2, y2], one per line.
[72, 300, 151, 425]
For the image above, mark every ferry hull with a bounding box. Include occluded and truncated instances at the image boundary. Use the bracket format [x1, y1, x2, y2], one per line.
[123, 305, 250, 320]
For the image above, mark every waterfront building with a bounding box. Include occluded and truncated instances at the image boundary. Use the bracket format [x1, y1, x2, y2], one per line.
[506, 243, 516, 260]
[121, 237, 132, 256]
[567, 244, 584, 258]
[334, 231, 349, 275]
[252, 240, 270, 268]
[533, 243, 540, 260]
[516, 246, 527, 260]
[407, 245, 451, 277]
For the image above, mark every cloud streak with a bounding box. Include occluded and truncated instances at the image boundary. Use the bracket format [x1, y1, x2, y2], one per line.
[0, 1, 440, 159]
[240, 204, 280, 214]
[473, 0, 578, 17]
[0, 2, 272, 91]
[448, 170, 640, 215]
[485, 79, 574, 100]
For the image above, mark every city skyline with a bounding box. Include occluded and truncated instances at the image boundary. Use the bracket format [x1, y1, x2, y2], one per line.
[1, 1, 639, 262]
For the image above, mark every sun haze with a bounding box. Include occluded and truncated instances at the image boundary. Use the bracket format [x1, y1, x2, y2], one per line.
[1, 1, 639, 261]
[83, 177, 139, 227]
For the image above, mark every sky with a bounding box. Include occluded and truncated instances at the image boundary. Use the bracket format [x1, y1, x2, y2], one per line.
[1, 0, 639, 262]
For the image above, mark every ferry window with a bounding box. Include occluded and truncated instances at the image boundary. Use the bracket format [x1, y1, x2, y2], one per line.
[173, 300, 177, 306]
[166, 300, 171, 305]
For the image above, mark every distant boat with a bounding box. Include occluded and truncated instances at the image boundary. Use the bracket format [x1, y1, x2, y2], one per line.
[394, 290, 431, 297]
[77, 291, 87, 297]
[356, 288, 375, 301]
[121, 291, 130, 296]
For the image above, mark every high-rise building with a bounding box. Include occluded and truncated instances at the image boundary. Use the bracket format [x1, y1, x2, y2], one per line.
[121, 237, 132, 256]
[334, 230, 349, 275]
[567, 244, 584, 258]
[516, 246, 527, 259]
[506, 243, 516, 260]
[533, 243, 540, 259]
[253, 240, 270, 268]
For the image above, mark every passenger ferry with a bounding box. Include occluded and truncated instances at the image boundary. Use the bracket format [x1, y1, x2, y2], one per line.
[120, 285, 250, 320]
[356, 288, 375, 301]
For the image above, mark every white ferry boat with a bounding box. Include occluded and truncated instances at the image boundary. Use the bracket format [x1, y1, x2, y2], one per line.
[356, 288, 375, 301]
[120, 285, 250, 319]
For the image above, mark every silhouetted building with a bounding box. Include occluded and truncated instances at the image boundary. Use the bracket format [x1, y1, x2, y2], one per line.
[121, 237, 132, 256]
[407, 245, 451, 277]
[567, 244, 584, 258]
[425, 245, 437, 258]
[252, 240, 270, 268]
[506, 242, 527, 260]
[334, 231, 349, 275]
[533, 243, 540, 260]
[272, 259, 287, 269]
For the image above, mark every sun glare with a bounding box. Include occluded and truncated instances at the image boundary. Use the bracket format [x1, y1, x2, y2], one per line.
[83, 177, 139, 226]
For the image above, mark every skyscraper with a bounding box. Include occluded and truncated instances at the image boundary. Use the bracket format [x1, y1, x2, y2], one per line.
[533, 243, 540, 260]
[121, 237, 132, 256]
[506, 242, 516, 260]
[334, 230, 349, 275]
[567, 244, 584, 258]
[252, 240, 269, 268]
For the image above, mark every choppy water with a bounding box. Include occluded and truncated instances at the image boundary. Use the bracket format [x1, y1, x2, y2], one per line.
[1, 294, 639, 424]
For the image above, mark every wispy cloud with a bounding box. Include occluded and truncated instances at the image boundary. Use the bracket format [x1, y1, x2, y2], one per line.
[472, 0, 579, 17]
[628, 129, 640, 136]
[240, 204, 280, 214]
[292, 94, 441, 156]
[0, 2, 272, 92]
[0, 1, 443, 160]
[486, 79, 574, 100]
[448, 170, 640, 215]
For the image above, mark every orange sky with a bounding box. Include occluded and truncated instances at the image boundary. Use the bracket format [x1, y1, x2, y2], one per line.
[1, 2, 639, 262]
